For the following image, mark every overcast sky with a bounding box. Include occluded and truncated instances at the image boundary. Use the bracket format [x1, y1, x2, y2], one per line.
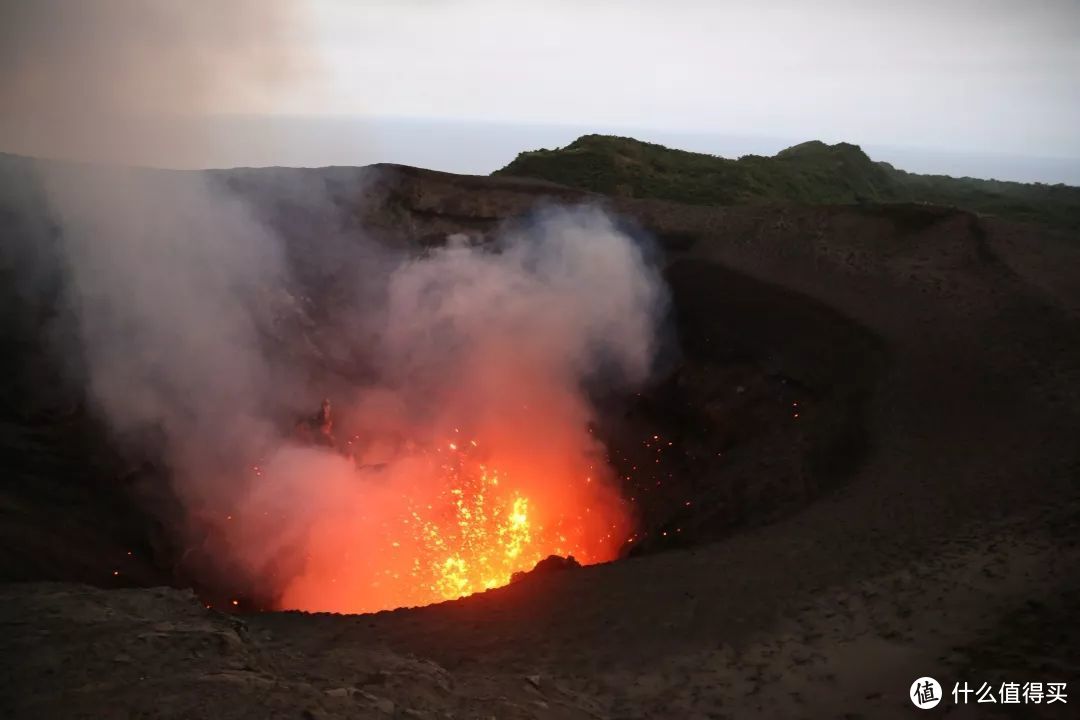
[300, 0, 1080, 156]
[2, 0, 1079, 181]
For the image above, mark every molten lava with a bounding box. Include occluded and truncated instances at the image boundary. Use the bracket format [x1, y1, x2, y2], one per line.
[406, 441, 599, 602]
[256, 433, 630, 615]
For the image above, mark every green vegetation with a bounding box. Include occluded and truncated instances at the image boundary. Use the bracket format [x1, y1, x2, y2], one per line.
[494, 135, 1080, 230]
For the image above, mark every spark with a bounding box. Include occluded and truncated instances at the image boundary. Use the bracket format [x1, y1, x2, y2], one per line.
[402, 446, 548, 602]
[271, 428, 629, 613]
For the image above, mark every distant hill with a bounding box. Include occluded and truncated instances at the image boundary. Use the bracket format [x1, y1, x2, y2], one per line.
[494, 135, 1080, 231]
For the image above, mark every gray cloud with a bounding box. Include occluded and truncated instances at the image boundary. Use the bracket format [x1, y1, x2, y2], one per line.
[0, 0, 319, 166]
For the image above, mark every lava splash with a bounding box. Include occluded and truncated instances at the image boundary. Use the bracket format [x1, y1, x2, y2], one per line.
[235, 432, 630, 614]
[407, 440, 578, 602]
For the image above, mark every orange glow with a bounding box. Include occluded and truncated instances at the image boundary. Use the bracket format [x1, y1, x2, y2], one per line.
[408, 452, 547, 602]
[228, 420, 632, 614]
[211, 214, 658, 614]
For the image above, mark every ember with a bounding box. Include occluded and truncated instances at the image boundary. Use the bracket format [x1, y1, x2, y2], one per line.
[407, 442, 588, 602]
[236, 430, 632, 615]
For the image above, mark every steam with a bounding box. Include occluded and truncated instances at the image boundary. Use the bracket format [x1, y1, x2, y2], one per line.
[0, 0, 324, 543]
[43, 166, 294, 491]
[48, 182, 666, 612]
[2, 1, 668, 611]
[45, 167, 667, 611]
[251, 208, 666, 611]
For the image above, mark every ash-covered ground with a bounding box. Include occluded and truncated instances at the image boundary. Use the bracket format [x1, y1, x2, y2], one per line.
[2, 154, 1079, 718]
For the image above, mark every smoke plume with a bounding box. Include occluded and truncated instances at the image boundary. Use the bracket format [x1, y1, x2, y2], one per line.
[251, 208, 665, 612]
[2, 1, 668, 612]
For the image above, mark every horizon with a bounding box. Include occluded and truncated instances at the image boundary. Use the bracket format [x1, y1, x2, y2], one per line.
[2, 1, 1079, 185]
[5, 114, 1080, 187]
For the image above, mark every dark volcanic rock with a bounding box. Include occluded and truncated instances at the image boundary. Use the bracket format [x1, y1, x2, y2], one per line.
[2, 153, 1080, 719]
[0, 582, 602, 719]
[511, 554, 582, 584]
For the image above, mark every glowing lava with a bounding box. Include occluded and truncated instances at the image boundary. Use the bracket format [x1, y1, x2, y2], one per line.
[399, 439, 625, 604]
[412, 448, 547, 601]
[264, 436, 630, 614]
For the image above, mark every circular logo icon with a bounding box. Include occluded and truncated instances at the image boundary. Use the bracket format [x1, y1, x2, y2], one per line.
[910, 677, 943, 709]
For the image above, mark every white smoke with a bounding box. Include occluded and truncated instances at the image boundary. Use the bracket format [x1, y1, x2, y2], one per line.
[43, 165, 293, 496]
[2, 1, 669, 609]
[228, 206, 667, 611]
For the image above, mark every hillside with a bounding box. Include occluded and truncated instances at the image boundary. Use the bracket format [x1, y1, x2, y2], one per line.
[3, 155, 1080, 718]
[495, 135, 1080, 230]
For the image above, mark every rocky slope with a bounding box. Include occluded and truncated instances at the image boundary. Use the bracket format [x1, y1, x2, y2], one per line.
[2, 155, 1079, 717]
